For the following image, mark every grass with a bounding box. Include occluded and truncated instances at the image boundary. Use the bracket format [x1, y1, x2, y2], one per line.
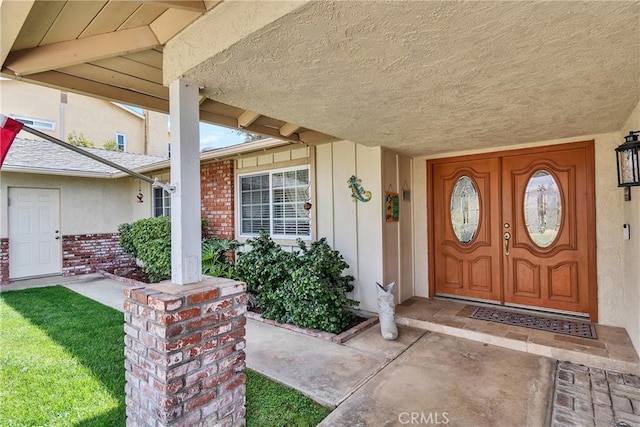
[0, 286, 330, 427]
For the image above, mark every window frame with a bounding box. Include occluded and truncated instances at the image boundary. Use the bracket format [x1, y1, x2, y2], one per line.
[237, 165, 312, 241]
[153, 187, 171, 217]
[12, 115, 55, 131]
[115, 133, 126, 152]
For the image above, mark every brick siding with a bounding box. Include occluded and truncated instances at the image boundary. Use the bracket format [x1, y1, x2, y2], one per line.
[0, 238, 8, 285]
[124, 278, 247, 426]
[201, 160, 234, 240]
[63, 233, 136, 276]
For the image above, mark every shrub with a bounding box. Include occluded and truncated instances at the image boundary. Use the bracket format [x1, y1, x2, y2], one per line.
[117, 222, 136, 259]
[131, 216, 172, 282]
[235, 231, 358, 333]
[235, 230, 299, 320]
[279, 239, 357, 333]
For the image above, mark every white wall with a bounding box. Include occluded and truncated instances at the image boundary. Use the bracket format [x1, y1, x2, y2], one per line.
[0, 173, 152, 238]
[620, 101, 640, 353]
[412, 131, 632, 337]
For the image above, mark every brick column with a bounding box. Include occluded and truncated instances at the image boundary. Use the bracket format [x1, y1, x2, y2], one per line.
[124, 277, 247, 426]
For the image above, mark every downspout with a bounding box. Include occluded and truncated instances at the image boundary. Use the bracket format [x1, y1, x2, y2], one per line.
[59, 92, 67, 140]
[144, 109, 150, 154]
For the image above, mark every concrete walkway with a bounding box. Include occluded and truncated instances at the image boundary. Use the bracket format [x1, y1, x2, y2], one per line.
[2, 276, 556, 426]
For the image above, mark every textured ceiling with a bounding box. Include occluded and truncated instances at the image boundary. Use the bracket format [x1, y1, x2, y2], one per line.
[166, 1, 640, 156]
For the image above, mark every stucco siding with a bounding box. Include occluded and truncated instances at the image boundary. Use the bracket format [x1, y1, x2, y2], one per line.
[0, 172, 151, 238]
[620, 100, 640, 354]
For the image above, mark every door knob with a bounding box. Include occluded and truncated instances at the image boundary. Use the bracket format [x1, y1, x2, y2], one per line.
[55, 236, 60, 240]
[503, 232, 511, 256]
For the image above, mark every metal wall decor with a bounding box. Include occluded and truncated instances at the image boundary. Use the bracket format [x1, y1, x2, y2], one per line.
[348, 175, 372, 202]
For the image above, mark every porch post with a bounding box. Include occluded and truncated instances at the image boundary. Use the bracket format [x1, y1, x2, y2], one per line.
[169, 79, 202, 285]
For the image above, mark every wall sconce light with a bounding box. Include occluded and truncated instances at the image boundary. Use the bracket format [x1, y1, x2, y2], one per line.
[616, 130, 640, 200]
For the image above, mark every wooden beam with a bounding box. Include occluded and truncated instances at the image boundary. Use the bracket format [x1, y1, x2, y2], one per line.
[237, 110, 261, 128]
[0, 0, 35, 65]
[199, 110, 238, 128]
[149, 8, 202, 44]
[58, 63, 169, 99]
[298, 130, 337, 144]
[142, 1, 206, 13]
[279, 122, 301, 137]
[11, 70, 169, 113]
[4, 26, 160, 76]
[203, 1, 222, 11]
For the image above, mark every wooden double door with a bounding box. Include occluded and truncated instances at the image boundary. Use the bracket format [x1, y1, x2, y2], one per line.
[428, 141, 596, 319]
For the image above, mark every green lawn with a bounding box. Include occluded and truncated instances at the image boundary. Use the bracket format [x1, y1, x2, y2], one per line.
[0, 286, 330, 427]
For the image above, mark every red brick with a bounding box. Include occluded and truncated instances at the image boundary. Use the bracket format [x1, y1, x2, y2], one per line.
[203, 298, 233, 314]
[186, 314, 219, 331]
[202, 321, 233, 340]
[202, 369, 233, 390]
[219, 283, 245, 297]
[184, 390, 216, 412]
[161, 332, 202, 352]
[202, 393, 234, 418]
[201, 345, 234, 365]
[185, 339, 218, 359]
[186, 288, 220, 305]
[148, 294, 183, 312]
[220, 306, 247, 321]
[158, 307, 201, 325]
[185, 365, 219, 387]
[148, 322, 184, 339]
[218, 328, 245, 347]
[133, 288, 161, 305]
[220, 373, 246, 395]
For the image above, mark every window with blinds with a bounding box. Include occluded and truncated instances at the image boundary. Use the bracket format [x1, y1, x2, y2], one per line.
[239, 167, 310, 238]
[153, 188, 171, 217]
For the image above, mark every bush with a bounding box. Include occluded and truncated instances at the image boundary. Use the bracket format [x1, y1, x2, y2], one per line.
[131, 216, 172, 282]
[235, 230, 299, 320]
[235, 231, 358, 333]
[118, 222, 136, 259]
[279, 239, 357, 333]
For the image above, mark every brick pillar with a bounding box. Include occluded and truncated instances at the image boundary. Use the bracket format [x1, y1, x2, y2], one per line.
[0, 238, 9, 285]
[124, 277, 247, 426]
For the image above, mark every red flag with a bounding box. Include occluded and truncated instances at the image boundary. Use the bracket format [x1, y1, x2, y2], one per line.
[1, 115, 24, 167]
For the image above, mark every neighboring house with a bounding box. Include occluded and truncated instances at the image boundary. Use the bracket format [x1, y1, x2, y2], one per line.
[0, 136, 291, 283]
[1, 1, 639, 359]
[0, 79, 169, 157]
[0, 138, 167, 283]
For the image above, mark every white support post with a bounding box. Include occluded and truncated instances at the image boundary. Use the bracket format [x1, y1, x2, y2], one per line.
[169, 79, 202, 285]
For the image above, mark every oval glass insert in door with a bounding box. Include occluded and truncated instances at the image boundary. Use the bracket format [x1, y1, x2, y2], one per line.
[524, 170, 562, 248]
[450, 176, 480, 244]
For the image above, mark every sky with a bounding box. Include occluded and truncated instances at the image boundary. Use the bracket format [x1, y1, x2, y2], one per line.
[199, 122, 247, 151]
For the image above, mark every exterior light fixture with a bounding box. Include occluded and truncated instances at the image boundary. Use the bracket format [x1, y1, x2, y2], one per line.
[616, 130, 640, 200]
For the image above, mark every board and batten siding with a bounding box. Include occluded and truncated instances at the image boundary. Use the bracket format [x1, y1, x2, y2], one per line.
[236, 141, 413, 313]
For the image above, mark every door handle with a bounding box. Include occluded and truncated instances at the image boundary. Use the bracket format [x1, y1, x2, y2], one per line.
[55, 236, 60, 240]
[503, 232, 511, 256]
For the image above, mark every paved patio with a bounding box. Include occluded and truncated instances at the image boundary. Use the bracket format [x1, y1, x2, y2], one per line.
[3, 275, 640, 426]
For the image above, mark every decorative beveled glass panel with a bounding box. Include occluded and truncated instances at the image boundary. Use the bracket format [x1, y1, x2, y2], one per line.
[450, 176, 480, 244]
[524, 170, 562, 248]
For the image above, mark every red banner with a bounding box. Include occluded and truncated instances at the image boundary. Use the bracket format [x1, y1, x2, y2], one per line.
[0, 115, 23, 167]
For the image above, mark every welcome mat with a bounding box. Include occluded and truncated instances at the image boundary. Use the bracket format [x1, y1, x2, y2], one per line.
[470, 306, 597, 339]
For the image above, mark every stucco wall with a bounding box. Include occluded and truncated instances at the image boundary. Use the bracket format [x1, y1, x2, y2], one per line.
[412, 132, 629, 333]
[620, 100, 640, 353]
[0, 80, 168, 155]
[0, 172, 152, 238]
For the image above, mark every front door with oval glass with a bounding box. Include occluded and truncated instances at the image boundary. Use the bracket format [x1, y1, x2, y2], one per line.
[429, 142, 596, 318]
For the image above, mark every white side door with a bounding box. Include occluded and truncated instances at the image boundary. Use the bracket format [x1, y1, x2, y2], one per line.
[8, 188, 62, 279]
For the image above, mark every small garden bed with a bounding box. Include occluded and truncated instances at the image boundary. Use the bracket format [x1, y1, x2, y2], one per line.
[117, 219, 363, 336]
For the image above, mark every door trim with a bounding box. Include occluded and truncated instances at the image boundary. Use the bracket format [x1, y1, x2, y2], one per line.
[427, 140, 597, 321]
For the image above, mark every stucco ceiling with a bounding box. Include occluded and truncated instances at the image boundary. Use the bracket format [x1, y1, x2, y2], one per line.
[166, 1, 640, 157]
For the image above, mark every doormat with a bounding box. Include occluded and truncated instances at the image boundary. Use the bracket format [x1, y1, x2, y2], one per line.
[470, 306, 597, 339]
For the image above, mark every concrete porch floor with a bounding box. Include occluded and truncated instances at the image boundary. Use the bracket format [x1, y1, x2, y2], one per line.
[395, 297, 640, 376]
